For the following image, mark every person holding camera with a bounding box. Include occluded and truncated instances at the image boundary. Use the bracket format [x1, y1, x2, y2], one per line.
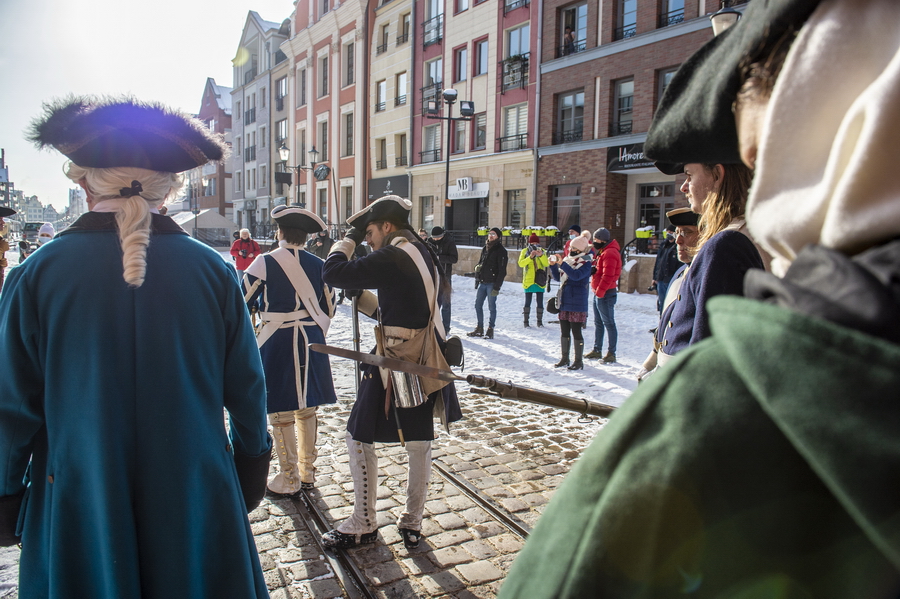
[467, 227, 508, 339]
[231, 228, 261, 279]
[518, 234, 549, 327]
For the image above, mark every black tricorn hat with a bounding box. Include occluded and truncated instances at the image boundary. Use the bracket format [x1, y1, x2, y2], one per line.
[644, 0, 821, 166]
[272, 205, 326, 233]
[27, 96, 227, 173]
[347, 195, 411, 230]
[667, 207, 700, 228]
[0, 207, 16, 218]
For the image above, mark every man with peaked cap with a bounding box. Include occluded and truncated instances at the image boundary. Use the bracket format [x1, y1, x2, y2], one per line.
[0, 97, 271, 598]
[637, 207, 700, 381]
[0, 206, 14, 291]
[500, 1, 900, 597]
[320, 195, 462, 550]
[243, 205, 338, 496]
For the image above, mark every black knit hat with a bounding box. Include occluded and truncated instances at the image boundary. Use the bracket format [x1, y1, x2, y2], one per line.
[347, 195, 411, 230]
[431, 226, 445, 236]
[644, 0, 821, 166]
[272, 205, 326, 233]
[568, 224, 581, 234]
[490, 227, 503, 238]
[27, 96, 227, 173]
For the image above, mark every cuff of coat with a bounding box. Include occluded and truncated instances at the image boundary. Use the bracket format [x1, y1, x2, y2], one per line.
[329, 239, 356, 260]
[0, 490, 24, 547]
[234, 435, 272, 513]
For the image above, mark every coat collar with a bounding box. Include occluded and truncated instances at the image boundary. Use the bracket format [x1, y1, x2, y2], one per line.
[58, 212, 189, 237]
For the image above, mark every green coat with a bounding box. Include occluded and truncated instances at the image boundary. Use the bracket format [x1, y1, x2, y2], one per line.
[0, 213, 270, 598]
[500, 296, 900, 598]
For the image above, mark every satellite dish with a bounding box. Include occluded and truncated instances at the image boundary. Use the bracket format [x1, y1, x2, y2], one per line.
[313, 164, 331, 181]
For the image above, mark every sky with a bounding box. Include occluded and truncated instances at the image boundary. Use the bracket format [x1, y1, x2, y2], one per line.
[0, 0, 294, 211]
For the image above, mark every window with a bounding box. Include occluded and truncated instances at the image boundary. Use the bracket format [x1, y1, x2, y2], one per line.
[319, 121, 328, 157]
[395, 72, 408, 106]
[343, 186, 354, 220]
[422, 125, 441, 163]
[657, 67, 678, 107]
[473, 113, 487, 149]
[454, 120, 466, 154]
[378, 24, 390, 55]
[456, 0, 468, 13]
[344, 113, 354, 156]
[424, 0, 444, 47]
[556, 90, 584, 143]
[377, 139, 387, 169]
[299, 130, 307, 166]
[298, 69, 307, 106]
[398, 13, 411, 45]
[321, 0, 330, 17]
[235, 171, 242, 192]
[474, 39, 489, 76]
[345, 42, 355, 85]
[454, 47, 468, 82]
[260, 164, 267, 187]
[260, 126, 266, 148]
[505, 189, 526, 229]
[376, 80, 387, 112]
[420, 196, 434, 231]
[612, 78, 634, 136]
[203, 177, 217, 196]
[659, 0, 685, 27]
[506, 24, 529, 57]
[235, 100, 241, 117]
[396, 133, 408, 166]
[319, 56, 329, 97]
[639, 183, 675, 231]
[616, 0, 637, 40]
[318, 188, 328, 220]
[552, 184, 581, 230]
[276, 119, 288, 144]
[425, 59, 443, 86]
[501, 104, 528, 151]
[236, 136, 242, 155]
[260, 87, 266, 109]
[276, 76, 287, 110]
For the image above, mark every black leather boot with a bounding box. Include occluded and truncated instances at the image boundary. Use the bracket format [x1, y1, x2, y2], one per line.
[467, 325, 484, 337]
[536, 307, 544, 327]
[485, 327, 495, 339]
[554, 336, 571, 367]
[523, 307, 530, 328]
[568, 340, 584, 370]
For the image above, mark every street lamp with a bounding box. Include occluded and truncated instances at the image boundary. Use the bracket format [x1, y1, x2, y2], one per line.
[709, 0, 742, 36]
[426, 89, 475, 231]
[278, 143, 331, 209]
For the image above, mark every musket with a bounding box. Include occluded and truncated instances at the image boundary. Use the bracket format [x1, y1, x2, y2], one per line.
[350, 295, 361, 394]
[309, 344, 615, 419]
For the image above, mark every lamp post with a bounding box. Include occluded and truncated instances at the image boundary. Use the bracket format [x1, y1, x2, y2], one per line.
[709, 0, 742, 36]
[278, 143, 331, 209]
[426, 89, 475, 232]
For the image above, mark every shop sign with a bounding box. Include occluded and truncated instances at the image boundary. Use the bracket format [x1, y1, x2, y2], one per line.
[449, 179, 489, 199]
[607, 143, 655, 171]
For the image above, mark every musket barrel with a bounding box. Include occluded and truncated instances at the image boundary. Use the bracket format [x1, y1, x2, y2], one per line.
[465, 375, 615, 418]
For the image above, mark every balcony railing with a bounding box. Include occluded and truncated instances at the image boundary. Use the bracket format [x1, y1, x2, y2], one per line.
[396, 33, 409, 45]
[419, 148, 441, 163]
[395, 94, 408, 107]
[421, 83, 442, 110]
[610, 121, 633, 136]
[395, 156, 408, 166]
[244, 108, 256, 125]
[658, 9, 684, 27]
[557, 38, 587, 58]
[498, 133, 528, 152]
[244, 145, 257, 162]
[244, 68, 257, 85]
[503, 0, 528, 14]
[376, 159, 387, 170]
[423, 14, 443, 48]
[614, 25, 637, 40]
[376, 43, 388, 55]
[500, 53, 529, 93]
[376, 101, 386, 112]
[552, 128, 583, 145]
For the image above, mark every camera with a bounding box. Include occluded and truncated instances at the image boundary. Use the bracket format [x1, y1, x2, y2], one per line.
[528, 244, 542, 254]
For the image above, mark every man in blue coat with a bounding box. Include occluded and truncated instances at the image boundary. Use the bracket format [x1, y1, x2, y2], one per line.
[0, 97, 271, 598]
[320, 195, 462, 550]
[243, 205, 337, 495]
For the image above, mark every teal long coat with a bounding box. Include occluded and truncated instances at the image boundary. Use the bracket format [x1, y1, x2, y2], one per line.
[0, 213, 271, 598]
[500, 296, 900, 598]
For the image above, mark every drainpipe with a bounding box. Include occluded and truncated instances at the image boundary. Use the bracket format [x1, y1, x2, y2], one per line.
[530, 0, 543, 227]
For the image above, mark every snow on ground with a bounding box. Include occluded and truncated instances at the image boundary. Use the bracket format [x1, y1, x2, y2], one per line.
[220, 249, 659, 410]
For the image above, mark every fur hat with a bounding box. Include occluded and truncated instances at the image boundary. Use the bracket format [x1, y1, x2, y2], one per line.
[667, 207, 700, 228]
[272, 205, 326, 233]
[593, 228, 612, 243]
[347, 195, 411, 231]
[27, 96, 227, 173]
[570, 235, 591, 253]
[644, 0, 821, 166]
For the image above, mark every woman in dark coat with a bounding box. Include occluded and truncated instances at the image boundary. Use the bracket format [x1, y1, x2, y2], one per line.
[466, 227, 508, 339]
[548, 235, 592, 370]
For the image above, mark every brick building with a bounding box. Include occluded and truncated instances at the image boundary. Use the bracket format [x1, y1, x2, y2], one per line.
[185, 77, 233, 218]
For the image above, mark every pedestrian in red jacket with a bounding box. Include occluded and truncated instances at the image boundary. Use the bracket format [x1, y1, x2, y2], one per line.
[231, 229, 261, 277]
[585, 228, 622, 363]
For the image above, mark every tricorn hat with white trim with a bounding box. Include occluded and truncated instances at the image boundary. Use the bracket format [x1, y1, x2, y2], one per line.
[666, 207, 700, 228]
[346, 195, 412, 231]
[271, 205, 326, 232]
[27, 96, 227, 173]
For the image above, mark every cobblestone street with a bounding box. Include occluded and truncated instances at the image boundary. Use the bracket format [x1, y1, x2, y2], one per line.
[254, 357, 608, 598]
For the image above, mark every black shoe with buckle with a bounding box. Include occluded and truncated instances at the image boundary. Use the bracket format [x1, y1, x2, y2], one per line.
[322, 529, 377, 550]
[399, 528, 421, 548]
[300, 481, 315, 491]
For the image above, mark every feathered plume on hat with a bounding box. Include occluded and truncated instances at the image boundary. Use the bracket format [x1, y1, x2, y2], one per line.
[27, 96, 227, 173]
